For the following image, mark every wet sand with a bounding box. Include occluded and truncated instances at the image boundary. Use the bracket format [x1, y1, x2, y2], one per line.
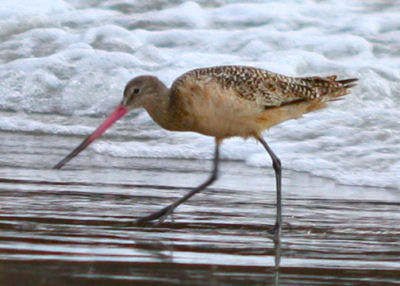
[0, 130, 399, 285]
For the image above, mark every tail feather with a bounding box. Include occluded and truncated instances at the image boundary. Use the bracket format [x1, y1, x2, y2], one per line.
[329, 77, 357, 100]
[337, 78, 358, 84]
[307, 76, 358, 100]
[257, 75, 357, 130]
[337, 78, 358, 89]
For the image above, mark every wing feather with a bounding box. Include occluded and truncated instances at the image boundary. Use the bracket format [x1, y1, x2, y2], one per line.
[172, 66, 357, 108]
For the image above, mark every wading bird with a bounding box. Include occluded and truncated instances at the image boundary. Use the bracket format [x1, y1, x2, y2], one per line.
[54, 65, 357, 236]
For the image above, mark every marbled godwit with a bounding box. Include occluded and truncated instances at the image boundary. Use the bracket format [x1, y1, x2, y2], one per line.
[53, 65, 357, 234]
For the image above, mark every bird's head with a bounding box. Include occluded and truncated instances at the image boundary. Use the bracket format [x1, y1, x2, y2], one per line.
[121, 75, 166, 110]
[53, 75, 166, 169]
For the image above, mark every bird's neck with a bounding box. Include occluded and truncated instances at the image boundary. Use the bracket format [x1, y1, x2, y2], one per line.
[142, 85, 177, 131]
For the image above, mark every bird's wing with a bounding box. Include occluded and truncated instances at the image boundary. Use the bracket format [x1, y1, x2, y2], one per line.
[173, 66, 357, 108]
[229, 68, 312, 107]
[193, 66, 355, 107]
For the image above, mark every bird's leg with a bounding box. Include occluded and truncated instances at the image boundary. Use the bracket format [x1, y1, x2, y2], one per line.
[136, 139, 221, 224]
[257, 137, 282, 240]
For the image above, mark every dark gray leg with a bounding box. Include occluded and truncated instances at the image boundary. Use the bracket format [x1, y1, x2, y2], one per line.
[257, 137, 282, 235]
[137, 139, 221, 224]
[257, 137, 282, 269]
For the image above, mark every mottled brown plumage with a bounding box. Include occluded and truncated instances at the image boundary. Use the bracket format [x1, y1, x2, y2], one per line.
[172, 65, 356, 107]
[124, 65, 356, 139]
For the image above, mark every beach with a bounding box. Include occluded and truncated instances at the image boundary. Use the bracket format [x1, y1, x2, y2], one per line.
[0, 0, 400, 284]
[0, 129, 399, 285]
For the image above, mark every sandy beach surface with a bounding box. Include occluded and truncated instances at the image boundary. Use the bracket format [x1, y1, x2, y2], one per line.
[0, 130, 399, 285]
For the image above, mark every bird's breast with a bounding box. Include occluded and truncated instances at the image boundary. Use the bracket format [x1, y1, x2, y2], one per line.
[169, 80, 263, 138]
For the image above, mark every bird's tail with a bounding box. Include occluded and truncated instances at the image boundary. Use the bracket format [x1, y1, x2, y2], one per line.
[302, 75, 358, 101]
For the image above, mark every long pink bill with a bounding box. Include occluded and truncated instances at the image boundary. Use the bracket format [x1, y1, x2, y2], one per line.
[53, 105, 128, 169]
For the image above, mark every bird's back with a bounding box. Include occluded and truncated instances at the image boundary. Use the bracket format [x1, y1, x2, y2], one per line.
[169, 66, 357, 138]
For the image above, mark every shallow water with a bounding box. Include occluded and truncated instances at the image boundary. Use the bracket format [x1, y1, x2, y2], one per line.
[1, 130, 399, 285]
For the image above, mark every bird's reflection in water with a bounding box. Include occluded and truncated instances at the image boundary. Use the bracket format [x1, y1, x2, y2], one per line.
[129, 222, 282, 286]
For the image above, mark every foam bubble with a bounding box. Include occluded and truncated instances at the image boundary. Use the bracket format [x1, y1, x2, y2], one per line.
[0, 114, 92, 135]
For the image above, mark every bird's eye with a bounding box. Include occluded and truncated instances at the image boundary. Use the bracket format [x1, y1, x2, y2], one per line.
[133, 88, 140, 94]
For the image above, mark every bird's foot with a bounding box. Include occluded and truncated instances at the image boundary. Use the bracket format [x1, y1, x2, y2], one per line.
[136, 204, 176, 225]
